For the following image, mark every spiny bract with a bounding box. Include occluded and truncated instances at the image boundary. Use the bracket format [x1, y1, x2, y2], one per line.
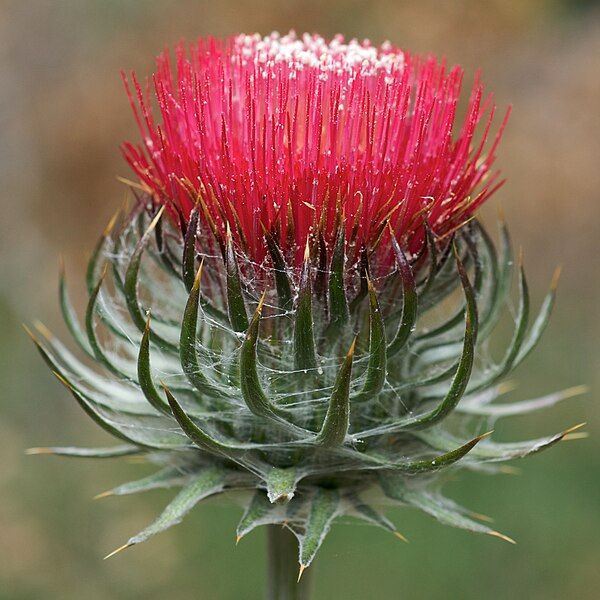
[27, 205, 583, 569]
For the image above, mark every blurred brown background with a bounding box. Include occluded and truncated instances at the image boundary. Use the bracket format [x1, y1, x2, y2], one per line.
[1, 1, 598, 598]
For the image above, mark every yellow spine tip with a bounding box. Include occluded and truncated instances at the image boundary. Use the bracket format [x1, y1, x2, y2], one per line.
[99, 263, 109, 281]
[558, 422, 587, 441]
[34, 321, 54, 341]
[103, 543, 131, 560]
[498, 465, 522, 475]
[497, 204, 505, 223]
[93, 490, 113, 500]
[304, 237, 311, 262]
[25, 447, 51, 455]
[22, 324, 39, 344]
[563, 385, 589, 398]
[193, 258, 205, 289]
[146, 206, 165, 235]
[562, 432, 589, 441]
[497, 380, 517, 395]
[551, 265, 562, 290]
[469, 511, 494, 523]
[120, 193, 131, 213]
[116, 175, 150, 194]
[561, 422, 587, 438]
[489, 531, 516, 545]
[297, 565, 306, 582]
[235, 535, 243, 546]
[347, 337, 357, 358]
[393, 531, 409, 543]
[103, 210, 120, 237]
[257, 291, 267, 313]
[52, 370, 73, 391]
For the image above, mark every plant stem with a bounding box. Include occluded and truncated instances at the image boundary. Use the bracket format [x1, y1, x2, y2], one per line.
[266, 525, 312, 600]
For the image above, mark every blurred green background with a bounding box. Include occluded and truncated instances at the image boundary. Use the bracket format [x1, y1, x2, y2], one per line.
[1, 1, 598, 598]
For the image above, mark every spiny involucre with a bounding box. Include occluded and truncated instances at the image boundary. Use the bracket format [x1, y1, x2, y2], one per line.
[27, 31, 585, 573]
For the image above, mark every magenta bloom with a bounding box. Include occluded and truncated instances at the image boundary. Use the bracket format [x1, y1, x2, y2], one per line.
[123, 31, 509, 262]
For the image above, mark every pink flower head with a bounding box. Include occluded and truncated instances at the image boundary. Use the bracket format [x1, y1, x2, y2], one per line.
[122, 31, 509, 264]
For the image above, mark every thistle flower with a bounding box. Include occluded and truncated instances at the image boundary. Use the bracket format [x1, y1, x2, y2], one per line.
[28, 31, 585, 598]
[122, 31, 508, 262]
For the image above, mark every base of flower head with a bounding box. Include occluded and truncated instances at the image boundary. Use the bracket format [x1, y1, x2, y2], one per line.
[27, 201, 585, 566]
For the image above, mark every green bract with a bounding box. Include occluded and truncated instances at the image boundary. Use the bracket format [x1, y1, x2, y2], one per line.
[28, 205, 584, 571]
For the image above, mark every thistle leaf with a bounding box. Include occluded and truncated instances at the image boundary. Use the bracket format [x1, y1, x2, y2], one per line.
[26, 325, 155, 416]
[124, 208, 178, 352]
[458, 386, 588, 418]
[359, 250, 477, 438]
[349, 246, 370, 313]
[137, 314, 171, 415]
[468, 262, 529, 393]
[348, 494, 405, 539]
[240, 295, 291, 421]
[96, 466, 190, 499]
[390, 361, 456, 390]
[265, 467, 298, 503]
[85, 269, 135, 381]
[479, 220, 513, 339]
[416, 228, 483, 343]
[353, 279, 386, 402]
[293, 242, 318, 371]
[182, 208, 199, 293]
[225, 226, 249, 332]
[52, 369, 185, 449]
[58, 262, 93, 358]
[27, 330, 134, 446]
[388, 431, 492, 473]
[163, 384, 243, 457]
[236, 491, 284, 542]
[106, 467, 226, 557]
[328, 227, 349, 329]
[26, 445, 140, 458]
[401, 250, 477, 429]
[153, 207, 184, 280]
[179, 264, 229, 398]
[416, 424, 586, 462]
[418, 236, 461, 308]
[264, 227, 293, 311]
[313, 230, 328, 302]
[299, 489, 340, 568]
[380, 478, 514, 543]
[316, 340, 355, 447]
[86, 211, 119, 294]
[419, 224, 440, 296]
[514, 268, 560, 365]
[387, 231, 418, 358]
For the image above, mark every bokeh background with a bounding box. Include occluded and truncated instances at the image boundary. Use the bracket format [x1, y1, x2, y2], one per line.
[1, 1, 598, 598]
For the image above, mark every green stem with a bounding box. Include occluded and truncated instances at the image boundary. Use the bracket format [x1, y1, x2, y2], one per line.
[266, 526, 312, 600]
